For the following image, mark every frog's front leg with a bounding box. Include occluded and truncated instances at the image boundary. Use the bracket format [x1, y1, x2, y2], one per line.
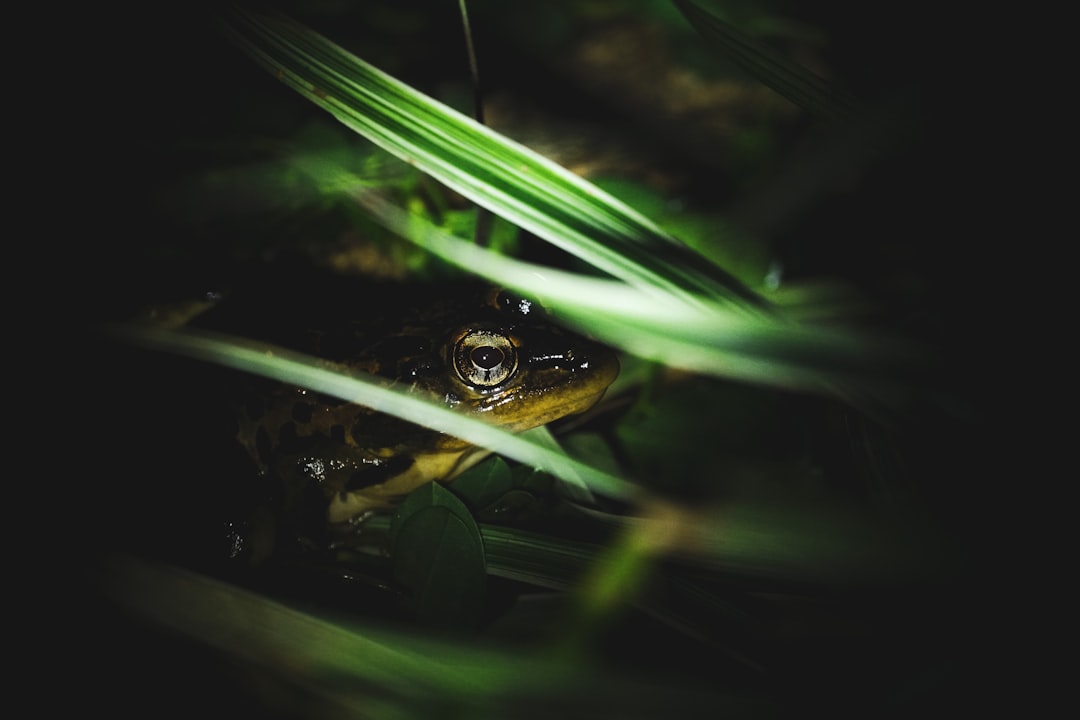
[318, 446, 485, 523]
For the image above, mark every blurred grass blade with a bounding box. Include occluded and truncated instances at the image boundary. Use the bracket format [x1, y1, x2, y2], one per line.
[110, 323, 640, 503]
[673, 0, 863, 121]
[218, 9, 926, 406]
[219, 8, 767, 309]
[341, 185, 924, 399]
[474, 503, 937, 589]
[96, 554, 564, 704]
[99, 555, 773, 717]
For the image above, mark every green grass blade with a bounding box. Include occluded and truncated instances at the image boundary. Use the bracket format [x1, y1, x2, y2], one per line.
[100, 554, 774, 717]
[110, 323, 640, 504]
[97, 554, 566, 702]
[341, 186, 924, 399]
[219, 8, 767, 309]
[216, 10, 926, 406]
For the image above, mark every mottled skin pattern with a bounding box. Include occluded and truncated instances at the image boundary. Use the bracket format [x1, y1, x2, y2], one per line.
[195, 279, 618, 523]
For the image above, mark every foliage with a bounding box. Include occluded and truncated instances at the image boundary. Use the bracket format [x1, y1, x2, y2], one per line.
[78, 2, 975, 718]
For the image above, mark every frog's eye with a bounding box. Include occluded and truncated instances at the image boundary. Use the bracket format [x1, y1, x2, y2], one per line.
[453, 330, 518, 387]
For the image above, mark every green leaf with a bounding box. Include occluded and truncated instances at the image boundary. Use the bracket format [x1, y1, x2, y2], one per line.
[477, 489, 541, 525]
[391, 482, 487, 631]
[448, 456, 514, 511]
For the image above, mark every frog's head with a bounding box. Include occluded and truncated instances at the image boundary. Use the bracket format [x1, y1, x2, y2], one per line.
[442, 318, 618, 430]
[402, 289, 619, 432]
[217, 282, 620, 523]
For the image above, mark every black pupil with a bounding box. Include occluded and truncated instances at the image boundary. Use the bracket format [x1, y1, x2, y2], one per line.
[471, 346, 503, 369]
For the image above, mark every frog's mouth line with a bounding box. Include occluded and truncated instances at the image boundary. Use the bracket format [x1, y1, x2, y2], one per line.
[493, 385, 613, 433]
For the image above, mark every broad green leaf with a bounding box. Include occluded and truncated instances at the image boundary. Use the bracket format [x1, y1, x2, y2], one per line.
[449, 456, 515, 511]
[478, 489, 541, 525]
[390, 474, 480, 547]
[391, 483, 486, 630]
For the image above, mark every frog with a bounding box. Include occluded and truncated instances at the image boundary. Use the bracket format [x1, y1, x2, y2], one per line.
[191, 274, 619, 528]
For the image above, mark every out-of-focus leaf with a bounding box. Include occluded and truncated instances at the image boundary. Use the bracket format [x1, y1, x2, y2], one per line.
[672, 0, 911, 160]
[673, 0, 862, 121]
